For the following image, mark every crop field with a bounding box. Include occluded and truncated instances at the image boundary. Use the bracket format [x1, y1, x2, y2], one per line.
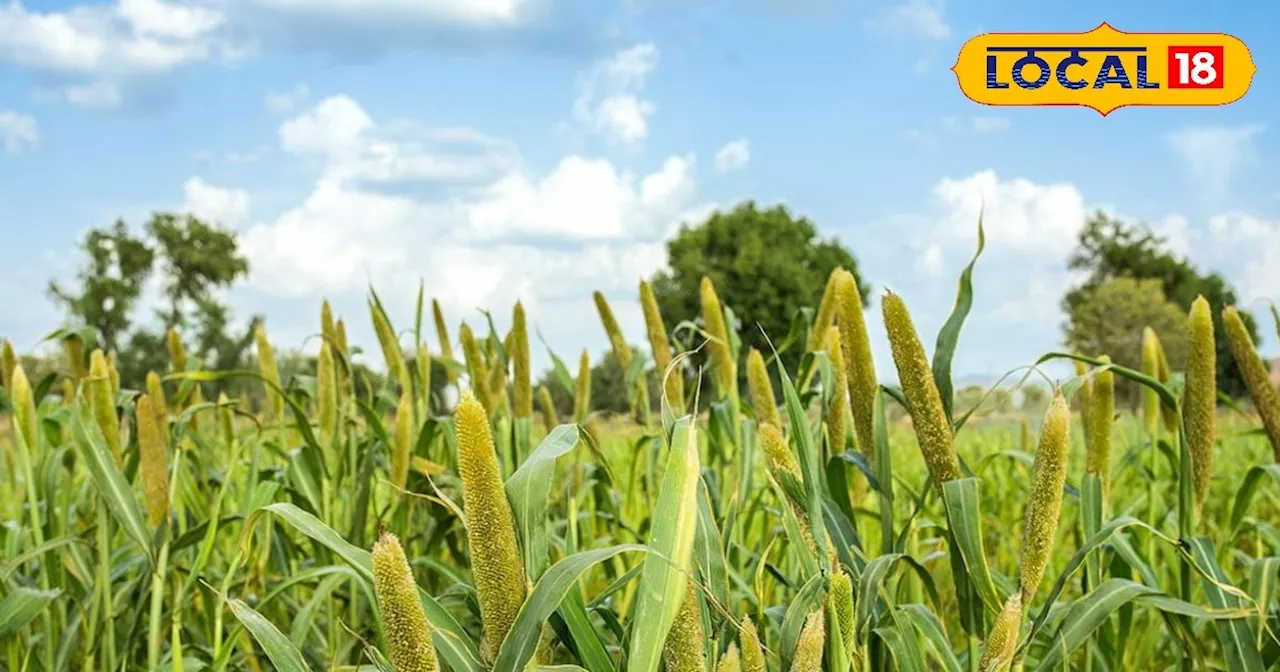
[2, 229, 1280, 672]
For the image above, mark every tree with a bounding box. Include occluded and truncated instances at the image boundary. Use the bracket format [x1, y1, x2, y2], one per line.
[649, 201, 870, 376]
[1064, 211, 1259, 397]
[539, 348, 660, 418]
[1065, 276, 1189, 407]
[47, 220, 155, 355]
[48, 213, 255, 391]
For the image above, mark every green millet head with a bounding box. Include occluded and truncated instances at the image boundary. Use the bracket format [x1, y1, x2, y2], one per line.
[640, 280, 685, 414]
[415, 343, 431, 408]
[882, 291, 960, 485]
[1155, 340, 1178, 434]
[316, 342, 337, 443]
[574, 348, 592, 424]
[370, 297, 411, 394]
[758, 422, 800, 479]
[739, 616, 767, 672]
[1074, 359, 1093, 446]
[320, 299, 336, 346]
[431, 299, 454, 364]
[746, 348, 782, 429]
[1223, 306, 1280, 462]
[10, 364, 38, 453]
[254, 324, 283, 422]
[372, 532, 440, 672]
[662, 583, 707, 672]
[136, 393, 170, 530]
[1018, 392, 1071, 601]
[1087, 355, 1115, 501]
[89, 349, 122, 462]
[807, 266, 843, 352]
[0, 338, 16, 392]
[511, 302, 533, 419]
[1141, 327, 1161, 436]
[790, 610, 826, 672]
[391, 390, 414, 491]
[700, 276, 737, 398]
[824, 325, 849, 454]
[717, 644, 742, 672]
[454, 392, 528, 661]
[1185, 296, 1217, 515]
[829, 568, 856, 660]
[835, 269, 876, 456]
[459, 322, 494, 415]
[593, 291, 631, 369]
[978, 594, 1023, 672]
[537, 385, 559, 434]
[165, 328, 187, 374]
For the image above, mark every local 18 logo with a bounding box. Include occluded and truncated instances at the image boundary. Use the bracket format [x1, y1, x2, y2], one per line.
[952, 23, 1256, 115]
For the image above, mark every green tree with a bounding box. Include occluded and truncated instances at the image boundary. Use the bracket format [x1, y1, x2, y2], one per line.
[1064, 211, 1259, 397]
[147, 213, 250, 329]
[47, 220, 156, 355]
[539, 348, 660, 418]
[1065, 276, 1189, 407]
[649, 201, 870, 376]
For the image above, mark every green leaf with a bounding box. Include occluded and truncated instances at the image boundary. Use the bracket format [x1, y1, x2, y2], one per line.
[627, 416, 701, 672]
[506, 423, 580, 581]
[775, 348, 829, 568]
[69, 402, 151, 555]
[494, 544, 645, 671]
[902, 604, 963, 672]
[225, 597, 314, 672]
[1230, 464, 1280, 531]
[875, 624, 927, 672]
[694, 476, 731, 616]
[941, 478, 1003, 614]
[247, 502, 484, 672]
[932, 210, 984, 424]
[1186, 537, 1266, 672]
[0, 588, 61, 637]
[779, 573, 826, 672]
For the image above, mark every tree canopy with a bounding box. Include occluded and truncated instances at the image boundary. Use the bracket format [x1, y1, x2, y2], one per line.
[649, 200, 870, 375]
[1063, 211, 1259, 398]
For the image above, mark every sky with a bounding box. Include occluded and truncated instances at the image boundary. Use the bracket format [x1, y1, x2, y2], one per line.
[0, 0, 1277, 385]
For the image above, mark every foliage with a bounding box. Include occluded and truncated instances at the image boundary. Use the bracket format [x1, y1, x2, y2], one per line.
[650, 200, 870, 376]
[1065, 276, 1188, 407]
[1064, 211, 1259, 397]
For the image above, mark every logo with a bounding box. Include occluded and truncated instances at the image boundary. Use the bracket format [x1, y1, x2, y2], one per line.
[952, 23, 1255, 115]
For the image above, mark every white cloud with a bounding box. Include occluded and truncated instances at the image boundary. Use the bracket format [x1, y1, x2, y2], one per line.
[234, 92, 709, 362]
[0, 0, 239, 108]
[971, 116, 1011, 133]
[572, 43, 659, 146]
[868, 0, 950, 40]
[0, 110, 39, 154]
[933, 170, 1086, 252]
[182, 177, 250, 225]
[265, 83, 309, 114]
[1207, 212, 1280, 303]
[248, 0, 534, 29]
[714, 138, 750, 173]
[1166, 123, 1264, 201]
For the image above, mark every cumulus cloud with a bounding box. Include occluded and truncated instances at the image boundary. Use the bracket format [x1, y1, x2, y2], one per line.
[572, 43, 659, 146]
[714, 139, 750, 173]
[247, 0, 534, 29]
[0, 111, 39, 154]
[231, 91, 710, 358]
[0, 0, 241, 108]
[182, 177, 251, 226]
[265, 83, 309, 114]
[1167, 123, 1264, 201]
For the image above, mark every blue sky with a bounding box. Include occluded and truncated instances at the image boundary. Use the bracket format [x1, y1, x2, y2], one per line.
[0, 0, 1277, 383]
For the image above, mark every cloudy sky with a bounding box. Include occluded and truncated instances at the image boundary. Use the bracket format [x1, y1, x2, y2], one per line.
[0, 0, 1277, 383]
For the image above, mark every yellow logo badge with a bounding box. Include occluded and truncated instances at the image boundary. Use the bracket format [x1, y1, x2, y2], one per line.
[952, 23, 1256, 115]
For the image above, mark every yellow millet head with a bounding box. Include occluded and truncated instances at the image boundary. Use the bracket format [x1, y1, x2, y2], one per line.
[700, 276, 737, 398]
[1184, 296, 1217, 515]
[824, 325, 849, 454]
[1018, 392, 1071, 601]
[1087, 355, 1114, 502]
[746, 348, 782, 429]
[136, 393, 170, 530]
[1223, 306, 1280, 462]
[662, 583, 707, 672]
[593, 291, 631, 369]
[10, 364, 39, 453]
[431, 299, 454, 363]
[372, 532, 440, 672]
[537, 385, 559, 434]
[790, 610, 826, 672]
[574, 348, 591, 423]
[391, 390, 414, 491]
[165, 328, 187, 374]
[640, 280, 685, 414]
[739, 616, 767, 672]
[89, 349, 122, 461]
[882, 291, 960, 485]
[807, 267, 843, 352]
[254, 323, 283, 422]
[454, 392, 528, 661]
[1140, 327, 1161, 436]
[835, 269, 876, 455]
[758, 422, 800, 479]
[717, 644, 742, 672]
[978, 593, 1023, 672]
[459, 322, 494, 415]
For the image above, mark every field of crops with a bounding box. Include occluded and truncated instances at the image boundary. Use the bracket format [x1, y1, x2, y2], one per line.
[2, 229, 1280, 672]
